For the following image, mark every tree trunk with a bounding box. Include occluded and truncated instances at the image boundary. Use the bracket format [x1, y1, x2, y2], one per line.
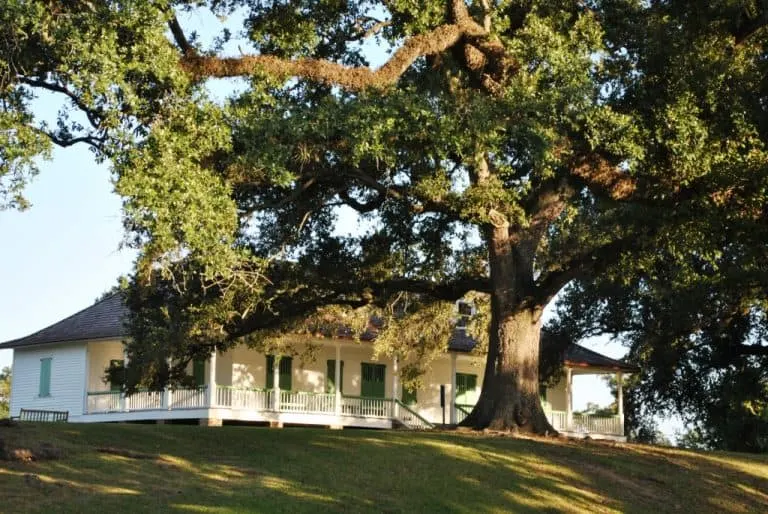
[462, 306, 556, 434]
[460, 219, 556, 434]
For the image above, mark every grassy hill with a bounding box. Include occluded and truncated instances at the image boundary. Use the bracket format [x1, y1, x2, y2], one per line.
[1, 423, 767, 513]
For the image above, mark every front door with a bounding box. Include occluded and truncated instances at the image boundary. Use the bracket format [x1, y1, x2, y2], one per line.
[360, 363, 386, 398]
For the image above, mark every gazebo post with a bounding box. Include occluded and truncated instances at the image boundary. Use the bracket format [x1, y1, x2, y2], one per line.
[617, 371, 624, 435]
[565, 366, 573, 432]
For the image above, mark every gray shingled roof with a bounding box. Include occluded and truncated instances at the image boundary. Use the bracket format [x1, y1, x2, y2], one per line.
[0, 293, 129, 349]
[448, 328, 638, 372]
[562, 343, 639, 372]
[0, 293, 639, 372]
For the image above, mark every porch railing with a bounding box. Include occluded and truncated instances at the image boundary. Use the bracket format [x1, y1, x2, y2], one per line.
[571, 413, 622, 435]
[546, 410, 567, 431]
[87, 391, 122, 413]
[86, 387, 440, 429]
[215, 386, 271, 410]
[87, 387, 207, 413]
[125, 390, 163, 411]
[279, 391, 336, 414]
[455, 403, 473, 425]
[547, 410, 622, 435]
[341, 396, 393, 418]
[168, 386, 208, 409]
[394, 400, 434, 430]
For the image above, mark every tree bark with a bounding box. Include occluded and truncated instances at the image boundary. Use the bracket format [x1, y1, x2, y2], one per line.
[461, 222, 557, 435]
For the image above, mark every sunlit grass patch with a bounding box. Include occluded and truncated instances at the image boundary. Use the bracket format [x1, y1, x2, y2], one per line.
[0, 423, 766, 513]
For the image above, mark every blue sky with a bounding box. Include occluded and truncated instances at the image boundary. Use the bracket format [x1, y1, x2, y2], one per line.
[0, 145, 136, 370]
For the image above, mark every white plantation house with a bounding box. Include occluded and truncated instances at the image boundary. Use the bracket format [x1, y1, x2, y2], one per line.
[1, 294, 637, 439]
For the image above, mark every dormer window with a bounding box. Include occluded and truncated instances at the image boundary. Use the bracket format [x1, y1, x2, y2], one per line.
[456, 300, 475, 329]
[457, 301, 474, 317]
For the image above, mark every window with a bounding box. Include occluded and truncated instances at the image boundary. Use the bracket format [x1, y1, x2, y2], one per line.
[539, 384, 548, 402]
[457, 301, 474, 317]
[455, 373, 478, 405]
[326, 360, 344, 394]
[401, 386, 417, 405]
[109, 359, 125, 392]
[266, 355, 292, 390]
[361, 363, 386, 398]
[39, 358, 52, 397]
[193, 359, 206, 387]
[456, 301, 474, 328]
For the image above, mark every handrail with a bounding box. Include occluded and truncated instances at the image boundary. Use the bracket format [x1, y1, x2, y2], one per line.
[87, 388, 163, 395]
[215, 385, 269, 392]
[456, 404, 472, 416]
[393, 399, 434, 430]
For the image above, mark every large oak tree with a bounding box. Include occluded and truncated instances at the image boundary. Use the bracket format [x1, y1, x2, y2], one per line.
[3, 1, 768, 433]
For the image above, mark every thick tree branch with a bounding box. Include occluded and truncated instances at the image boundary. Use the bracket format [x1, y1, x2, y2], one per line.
[18, 76, 103, 129]
[733, 5, 768, 46]
[338, 188, 386, 213]
[570, 153, 636, 201]
[533, 235, 642, 306]
[368, 277, 490, 300]
[34, 126, 106, 148]
[168, 15, 196, 56]
[178, 1, 487, 89]
[734, 344, 768, 356]
[228, 275, 489, 340]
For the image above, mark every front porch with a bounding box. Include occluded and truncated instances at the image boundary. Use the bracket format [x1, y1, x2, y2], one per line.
[81, 338, 630, 438]
[85, 386, 431, 429]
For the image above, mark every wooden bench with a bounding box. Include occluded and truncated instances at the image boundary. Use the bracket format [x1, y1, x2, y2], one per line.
[17, 409, 69, 423]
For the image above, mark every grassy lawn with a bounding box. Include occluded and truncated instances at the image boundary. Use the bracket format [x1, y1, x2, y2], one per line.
[1, 423, 767, 513]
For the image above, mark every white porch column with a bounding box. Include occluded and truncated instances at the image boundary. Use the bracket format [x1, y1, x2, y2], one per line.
[162, 357, 172, 410]
[565, 367, 573, 431]
[83, 344, 90, 414]
[616, 371, 624, 435]
[273, 356, 281, 411]
[450, 352, 457, 424]
[334, 343, 342, 416]
[208, 350, 217, 407]
[119, 348, 129, 412]
[392, 355, 400, 418]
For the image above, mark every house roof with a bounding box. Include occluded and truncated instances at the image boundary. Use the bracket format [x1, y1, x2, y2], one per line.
[0, 293, 639, 372]
[0, 293, 129, 349]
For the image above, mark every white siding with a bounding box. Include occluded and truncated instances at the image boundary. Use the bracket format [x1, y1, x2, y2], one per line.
[10, 343, 87, 417]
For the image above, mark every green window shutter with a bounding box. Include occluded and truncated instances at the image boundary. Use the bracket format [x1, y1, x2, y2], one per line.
[109, 359, 125, 392]
[267, 355, 292, 390]
[326, 360, 344, 394]
[266, 355, 274, 389]
[39, 358, 52, 397]
[402, 386, 417, 405]
[279, 357, 292, 391]
[193, 359, 206, 387]
[361, 363, 386, 398]
[456, 373, 478, 404]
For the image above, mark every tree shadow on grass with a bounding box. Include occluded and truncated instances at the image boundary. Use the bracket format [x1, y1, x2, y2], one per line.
[1, 424, 767, 513]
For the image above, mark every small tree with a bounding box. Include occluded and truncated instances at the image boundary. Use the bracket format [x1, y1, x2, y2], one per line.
[0, 366, 11, 419]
